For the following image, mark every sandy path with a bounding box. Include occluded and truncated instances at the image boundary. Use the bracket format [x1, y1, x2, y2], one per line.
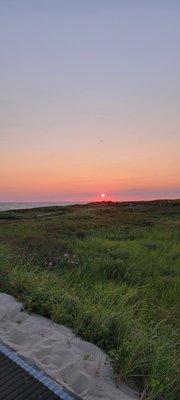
[0, 294, 138, 400]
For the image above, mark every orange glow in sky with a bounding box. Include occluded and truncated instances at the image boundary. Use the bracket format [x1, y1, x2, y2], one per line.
[0, 2, 180, 202]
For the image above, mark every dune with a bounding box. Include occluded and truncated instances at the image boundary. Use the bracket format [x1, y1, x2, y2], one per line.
[0, 293, 138, 400]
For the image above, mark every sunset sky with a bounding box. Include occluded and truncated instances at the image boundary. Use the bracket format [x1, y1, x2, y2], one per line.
[1, 1, 180, 202]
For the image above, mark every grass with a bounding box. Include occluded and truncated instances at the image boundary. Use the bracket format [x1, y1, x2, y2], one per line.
[0, 200, 179, 399]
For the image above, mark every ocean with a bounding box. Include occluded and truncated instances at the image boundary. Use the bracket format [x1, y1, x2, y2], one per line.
[0, 202, 78, 211]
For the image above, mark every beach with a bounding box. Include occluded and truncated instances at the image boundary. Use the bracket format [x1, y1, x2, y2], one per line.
[0, 293, 138, 400]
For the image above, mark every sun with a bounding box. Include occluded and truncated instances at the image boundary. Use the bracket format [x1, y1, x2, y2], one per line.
[100, 193, 106, 199]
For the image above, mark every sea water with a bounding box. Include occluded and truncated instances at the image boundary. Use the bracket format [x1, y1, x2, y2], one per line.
[0, 202, 77, 211]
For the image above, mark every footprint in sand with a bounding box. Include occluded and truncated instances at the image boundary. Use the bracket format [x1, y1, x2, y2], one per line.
[52, 349, 74, 369]
[8, 330, 29, 346]
[38, 355, 52, 366]
[60, 363, 90, 395]
[32, 346, 54, 360]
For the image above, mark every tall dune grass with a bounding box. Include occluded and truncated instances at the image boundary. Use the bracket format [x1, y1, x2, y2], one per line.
[0, 200, 179, 399]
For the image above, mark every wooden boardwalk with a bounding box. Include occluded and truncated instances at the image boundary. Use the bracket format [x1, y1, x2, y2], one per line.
[0, 345, 81, 400]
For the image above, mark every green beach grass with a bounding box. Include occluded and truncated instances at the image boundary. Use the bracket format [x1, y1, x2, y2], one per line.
[0, 200, 179, 399]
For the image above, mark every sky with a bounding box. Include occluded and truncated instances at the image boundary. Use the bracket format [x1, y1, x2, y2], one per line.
[0, 0, 180, 202]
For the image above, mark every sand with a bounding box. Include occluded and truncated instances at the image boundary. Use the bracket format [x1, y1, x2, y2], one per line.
[0, 293, 138, 400]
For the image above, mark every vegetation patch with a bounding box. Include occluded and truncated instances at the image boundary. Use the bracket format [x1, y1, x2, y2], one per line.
[0, 200, 179, 399]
